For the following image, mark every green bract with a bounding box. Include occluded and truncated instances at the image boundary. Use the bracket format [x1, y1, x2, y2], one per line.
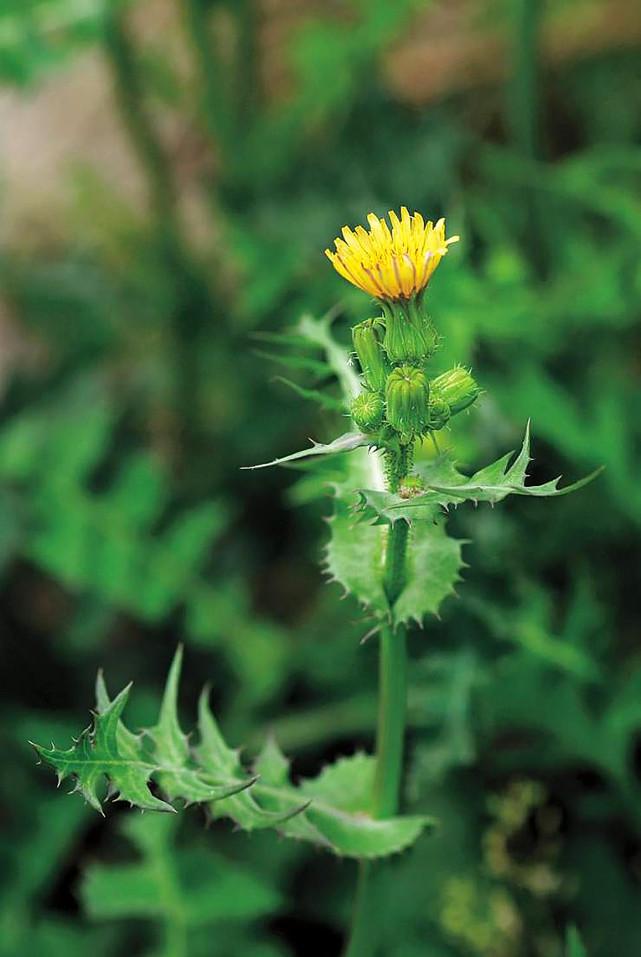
[352, 318, 390, 392]
[381, 296, 438, 362]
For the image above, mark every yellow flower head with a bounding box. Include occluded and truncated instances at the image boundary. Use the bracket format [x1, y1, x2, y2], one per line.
[325, 208, 459, 302]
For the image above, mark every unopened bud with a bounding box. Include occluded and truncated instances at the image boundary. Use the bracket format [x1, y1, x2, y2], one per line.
[381, 297, 438, 363]
[351, 391, 384, 432]
[430, 366, 481, 416]
[428, 396, 450, 431]
[352, 319, 389, 392]
[385, 365, 430, 438]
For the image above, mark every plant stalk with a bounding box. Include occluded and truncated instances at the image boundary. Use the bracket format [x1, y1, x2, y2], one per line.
[344, 487, 411, 956]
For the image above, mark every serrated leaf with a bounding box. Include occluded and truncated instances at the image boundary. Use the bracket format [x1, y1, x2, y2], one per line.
[392, 519, 465, 627]
[253, 752, 432, 857]
[273, 376, 345, 412]
[387, 423, 601, 516]
[356, 487, 441, 526]
[254, 735, 290, 787]
[31, 685, 174, 815]
[299, 752, 375, 812]
[197, 691, 304, 832]
[149, 647, 256, 805]
[325, 494, 388, 616]
[36, 652, 432, 859]
[241, 431, 368, 471]
[303, 805, 431, 859]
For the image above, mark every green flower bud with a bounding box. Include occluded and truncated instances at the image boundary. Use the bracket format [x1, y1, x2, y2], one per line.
[381, 296, 438, 363]
[352, 319, 390, 392]
[351, 391, 384, 432]
[385, 365, 430, 438]
[427, 396, 451, 431]
[430, 366, 481, 416]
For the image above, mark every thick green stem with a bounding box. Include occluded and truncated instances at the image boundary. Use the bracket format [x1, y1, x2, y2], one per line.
[344, 495, 410, 957]
[373, 621, 407, 819]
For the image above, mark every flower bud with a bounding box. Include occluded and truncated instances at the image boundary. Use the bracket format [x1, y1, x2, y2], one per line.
[381, 296, 438, 363]
[427, 396, 450, 431]
[385, 365, 430, 438]
[351, 391, 384, 432]
[430, 366, 481, 416]
[352, 319, 390, 392]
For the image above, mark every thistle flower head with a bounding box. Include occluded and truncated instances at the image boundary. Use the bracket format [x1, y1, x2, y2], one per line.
[325, 208, 459, 302]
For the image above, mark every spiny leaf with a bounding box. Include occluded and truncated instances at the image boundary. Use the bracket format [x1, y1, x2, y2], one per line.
[302, 804, 431, 859]
[241, 431, 368, 471]
[149, 647, 256, 805]
[35, 652, 433, 859]
[299, 752, 375, 813]
[324, 494, 389, 617]
[254, 734, 291, 787]
[392, 519, 465, 628]
[251, 746, 433, 857]
[196, 690, 305, 833]
[31, 685, 174, 815]
[273, 376, 345, 412]
[390, 423, 602, 515]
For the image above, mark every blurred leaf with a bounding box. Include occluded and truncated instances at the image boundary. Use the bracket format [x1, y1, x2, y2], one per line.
[82, 813, 280, 929]
[566, 926, 587, 957]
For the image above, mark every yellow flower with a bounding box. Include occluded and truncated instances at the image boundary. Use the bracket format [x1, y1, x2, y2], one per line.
[325, 207, 459, 301]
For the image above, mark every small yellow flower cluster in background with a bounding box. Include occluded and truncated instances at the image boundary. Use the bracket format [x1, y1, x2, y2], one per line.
[325, 207, 459, 301]
[439, 876, 521, 957]
[484, 779, 562, 897]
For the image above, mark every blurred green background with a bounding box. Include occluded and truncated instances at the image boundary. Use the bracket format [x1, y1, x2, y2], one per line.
[1, 1, 640, 955]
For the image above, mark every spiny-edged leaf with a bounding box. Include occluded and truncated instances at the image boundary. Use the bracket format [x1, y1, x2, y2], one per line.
[252, 749, 433, 857]
[149, 647, 256, 805]
[198, 701, 431, 857]
[254, 735, 290, 787]
[324, 494, 389, 617]
[95, 670, 142, 761]
[254, 349, 331, 377]
[273, 376, 345, 412]
[241, 431, 368, 471]
[391, 423, 602, 516]
[303, 804, 431, 859]
[324, 444, 390, 618]
[31, 685, 174, 815]
[356, 487, 441, 526]
[299, 752, 375, 813]
[566, 927, 587, 957]
[393, 518, 465, 628]
[196, 691, 304, 832]
[36, 651, 432, 858]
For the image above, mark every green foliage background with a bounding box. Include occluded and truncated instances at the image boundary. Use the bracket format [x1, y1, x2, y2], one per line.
[1, 1, 640, 955]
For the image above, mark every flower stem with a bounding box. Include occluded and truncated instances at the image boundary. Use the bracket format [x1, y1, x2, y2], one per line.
[344, 513, 410, 956]
[373, 620, 408, 819]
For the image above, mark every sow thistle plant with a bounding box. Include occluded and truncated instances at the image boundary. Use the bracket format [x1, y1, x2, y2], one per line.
[32, 208, 597, 954]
